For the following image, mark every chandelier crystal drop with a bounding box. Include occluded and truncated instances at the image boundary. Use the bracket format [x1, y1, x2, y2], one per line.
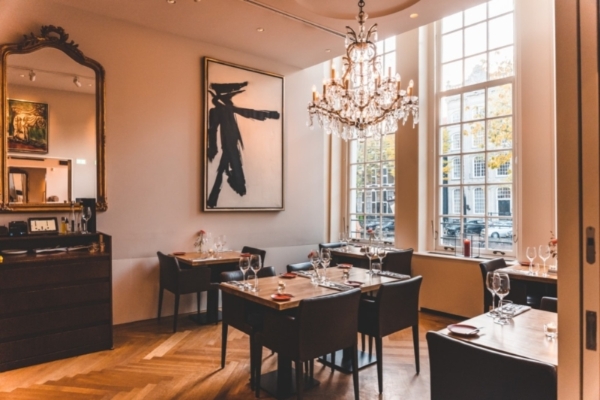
[307, 0, 419, 141]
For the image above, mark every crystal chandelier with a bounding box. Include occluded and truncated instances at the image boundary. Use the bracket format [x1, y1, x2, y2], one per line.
[307, 0, 419, 141]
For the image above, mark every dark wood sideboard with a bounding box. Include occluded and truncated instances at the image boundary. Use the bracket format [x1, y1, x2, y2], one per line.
[0, 232, 112, 371]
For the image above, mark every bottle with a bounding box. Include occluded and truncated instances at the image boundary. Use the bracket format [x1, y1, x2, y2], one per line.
[60, 217, 67, 234]
[65, 218, 70, 233]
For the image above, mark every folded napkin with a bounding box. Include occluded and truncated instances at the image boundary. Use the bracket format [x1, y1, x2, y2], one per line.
[498, 303, 531, 317]
[319, 282, 354, 291]
[295, 270, 314, 279]
[376, 271, 411, 280]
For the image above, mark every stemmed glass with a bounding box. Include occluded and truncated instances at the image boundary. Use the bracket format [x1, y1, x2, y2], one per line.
[376, 247, 386, 273]
[492, 272, 511, 325]
[366, 246, 376, 275]
[202, 232, 213, 256]
[486, 271, 499, 317]
[214, 235, 223, 257]
[239, 255, 250, 290]
[309, 251, 321, 281]
[539, 244, 551, 277]
[220, 235, 227, 253]
[320, 248, 331, 283]
[81, 206, 92, 234]
[339, 232, 348, 252]
[526, 246, 537, 275]
[250, 254, 262, 292]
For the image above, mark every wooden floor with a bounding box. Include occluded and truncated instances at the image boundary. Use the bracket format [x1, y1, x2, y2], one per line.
[0, 311, 458, 400]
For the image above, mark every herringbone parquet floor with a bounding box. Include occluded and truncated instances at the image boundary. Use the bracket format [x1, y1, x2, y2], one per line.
[0, 311, 457, 400]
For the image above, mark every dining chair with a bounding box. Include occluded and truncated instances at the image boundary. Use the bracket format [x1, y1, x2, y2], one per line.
[426, 331, 557, 400]
[254, 289, 362, 400]
[220, 267, 275, 389]
[286, 262, 313, 273]
[156, 251, 215, 332]
[382, 248, 413, 276]
[241, 246, 267, 265]
[479, 258, 529, 313]
[540, 296, 558, 312]
[357, 276, 422, 394]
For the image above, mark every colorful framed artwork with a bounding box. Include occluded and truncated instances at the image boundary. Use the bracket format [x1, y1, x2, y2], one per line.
[203, 57, 284, 211]
[7, 99, 49, 154]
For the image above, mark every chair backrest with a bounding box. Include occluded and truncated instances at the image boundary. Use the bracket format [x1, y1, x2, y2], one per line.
[478, 258, 527, 312]
[540, 296, 558, 313]
[297, 289, 361, 360]
[157, 251, 212, 294]
[241, 246, 267, 265]
[318, 242, 344, 251]
[157, 251, 181, 290]
[286, 262, 313, 273]
[375, 276, 422, 337]
[383, 248, 413, 276]
[426, 331, 557, 400]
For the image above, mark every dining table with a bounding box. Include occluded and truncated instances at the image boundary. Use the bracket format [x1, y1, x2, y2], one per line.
[438, 308, 557, 366]
[219, 267, 409, 399]
[330, 244, 402, 269]
[498, 263, 557, 285]
[175, 250, 241, 324]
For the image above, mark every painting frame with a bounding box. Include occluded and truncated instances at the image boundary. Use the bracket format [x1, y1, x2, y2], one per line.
[203, 57, 284, 212]
[7, 99, 49, 154]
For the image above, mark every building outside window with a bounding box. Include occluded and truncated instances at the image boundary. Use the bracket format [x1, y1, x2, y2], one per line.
[437, 0, 515, 255]
[348, 36, 396, 241]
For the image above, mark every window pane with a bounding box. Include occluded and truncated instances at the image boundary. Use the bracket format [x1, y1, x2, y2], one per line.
[384, 53, 396, 76]
[384, 36, 396, 51]
[489, 14, 513, 50]
[488, 186, 513, 216]
[486, 217, 513, 251]
[440, 125, 461, 155]
[382, 161, 395, 186]
[442, 11, 463, 33]
[442, 31, 463, 62]
[349, 190, 364, 213]
[464, 154, 486, 184]
[463, 90, 485, 121]
[376, 40, 384, 55]
[442, 60, 463, 90]
[487, 151, 512, 183]
[349, 164, 365, 188]
[463, 186, 486, 216]
[489, 46, 514, 79]
[349, 214, 363, 239]
[465, 22, 487, 56]
[487, 117, 512, 150]
[366, 164, 381, 186]
[365, 137, 381, 162]
[381, 189, 395, 215]
[349, 140, 364, 163]
[487, 84, 512, 117]
[382, 134, 395, 160]
[439, 187, 461, 216]
[489, 0, 514, 17]
[440, 95, 461, 124]
[465, 3, 487, 25]
[462, 122, 485, 152]
[464, 54, 487, 85]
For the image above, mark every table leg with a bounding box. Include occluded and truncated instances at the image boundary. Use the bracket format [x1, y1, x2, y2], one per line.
[260, 354, 319, 399]
[319, 347, 376, 374]
[189, 290, 222, 325]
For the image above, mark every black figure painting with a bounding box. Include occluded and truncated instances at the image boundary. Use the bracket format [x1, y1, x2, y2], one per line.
[203, 58, 284, 211]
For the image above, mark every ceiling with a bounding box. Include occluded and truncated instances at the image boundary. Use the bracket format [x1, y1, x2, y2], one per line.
[49, 0, 487, 70]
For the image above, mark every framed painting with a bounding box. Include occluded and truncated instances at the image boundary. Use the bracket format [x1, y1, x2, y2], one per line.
[7, 99, 49, 154]
[203, 57, 284, 211]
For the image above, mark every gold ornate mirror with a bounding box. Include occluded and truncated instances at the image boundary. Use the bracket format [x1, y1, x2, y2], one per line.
[0, 25, 106, 212]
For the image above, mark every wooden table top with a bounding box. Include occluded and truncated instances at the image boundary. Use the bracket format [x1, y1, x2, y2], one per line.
[498, 264, 557, 284]
[219, 268, 402, 311]
[175, 251, 241, 266]
[439, 309, 558, 366]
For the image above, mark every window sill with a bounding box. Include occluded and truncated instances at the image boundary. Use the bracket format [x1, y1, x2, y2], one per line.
[414, 251, 515, 264]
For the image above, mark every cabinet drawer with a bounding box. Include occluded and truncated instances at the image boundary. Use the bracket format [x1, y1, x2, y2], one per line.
[0, 303, 111, 341]
[0, 260, 110, 290]
[0, 282, 111, 316]
[0, 325, 112, 365]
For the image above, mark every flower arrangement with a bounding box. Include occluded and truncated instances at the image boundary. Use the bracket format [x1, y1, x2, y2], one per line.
[194, 230, 206, 253]
[366, 228, 376, 243]
[549, 231, 557, 258]
[307, 250, 319, 259]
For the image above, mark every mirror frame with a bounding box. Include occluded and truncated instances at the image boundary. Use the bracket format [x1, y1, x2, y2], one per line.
[0, 25, 107, 212]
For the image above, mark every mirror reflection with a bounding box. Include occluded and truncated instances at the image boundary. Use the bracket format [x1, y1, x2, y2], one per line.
[6, 47, 97, 205]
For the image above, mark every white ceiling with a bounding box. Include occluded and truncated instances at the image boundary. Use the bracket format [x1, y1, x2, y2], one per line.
[48, 0, 487, 70]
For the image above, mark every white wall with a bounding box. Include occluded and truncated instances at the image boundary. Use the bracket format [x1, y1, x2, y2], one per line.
[0, 0, 327, 324]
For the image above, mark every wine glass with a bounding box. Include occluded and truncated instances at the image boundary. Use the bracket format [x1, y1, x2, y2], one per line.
[539, 244, 551, 277]
[486, 271, 499, 317]
[239, 255, 250, 290]
[339, 232, 348, 252]
[250, 254, 262, 292]
[81, 206, 92, 234]
[202, 232, 213, 253]
[366, 246, 376, 275]
[377, 247, 386, 271]
[492, 272, 511, 325]
[309, 251, 320, 280]
[220, 235, 227, 253]
[320, 248, 331, 282]
[214, 235, 223, 257]
[526, 246, 537, 275]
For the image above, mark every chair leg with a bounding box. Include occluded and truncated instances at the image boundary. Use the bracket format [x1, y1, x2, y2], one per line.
[172, 294, 180, 333]
[197, 291, 201, 316]
[412, 324, 420, 374]
[255, 342, 262, 398]
[376, 336, 383, 394]
[361, 332, 365, 351]
[295, 360, 304, 400]
[157, 287, 164, 321]
[221, 323, 228, 369]
[249, 334, 255, 390]
[351, 344, 359, 400]
[331, 352, 336, 373]
[369, 335, 373, 356]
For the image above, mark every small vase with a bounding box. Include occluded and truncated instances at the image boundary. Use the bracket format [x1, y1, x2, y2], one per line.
[194, 237, 203, 253]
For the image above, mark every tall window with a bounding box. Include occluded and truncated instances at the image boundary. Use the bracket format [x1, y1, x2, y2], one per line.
[348, 37, 396, 241]
[437, 0, 515, 255]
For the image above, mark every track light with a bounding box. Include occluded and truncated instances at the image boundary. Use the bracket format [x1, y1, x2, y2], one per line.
[73, 76, 81, 87]
[28, 70, 36, 82]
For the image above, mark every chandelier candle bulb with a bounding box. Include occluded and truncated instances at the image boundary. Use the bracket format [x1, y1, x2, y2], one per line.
[312, 85, 317, 101]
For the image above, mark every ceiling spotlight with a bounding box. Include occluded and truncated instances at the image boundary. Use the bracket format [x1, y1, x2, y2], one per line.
[325, 49, 331, 53]
[19, 74, 25, 78]
[73, 76, 82, 87]
[29, 70, 36, 82]
[410, 13, 419, 18]
[257, 28, 264, 32]
[167, 0, 176, 3]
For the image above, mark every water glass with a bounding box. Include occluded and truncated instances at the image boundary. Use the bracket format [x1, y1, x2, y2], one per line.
[239, 255, 250, 290]
[544, 322, 558, 339]
[250, 254, 262, 292]
[371, 262, 381, 275]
